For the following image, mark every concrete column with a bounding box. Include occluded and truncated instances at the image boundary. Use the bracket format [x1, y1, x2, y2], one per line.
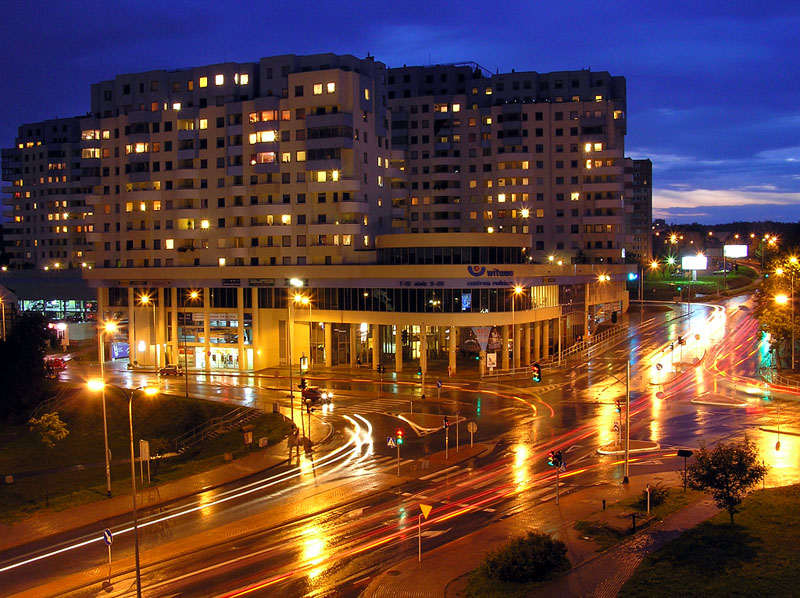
[170, 288, 179, 366]
[371, 324, 380, 370]
[324, 323, 333, 367]
[542, 320, 550, 359]
[127, 288, 136, 365]
[156, 287, 165, 368]
[501, 325, 510, 370]
[523, 323, 531, 366]
[251, 288, 260, 371]
[534, 321, 541, 362]
[513, 325, 521, 369]
[420, 323, 428, 375]
[349, 325, 358, 367]
[237, 288, 245, 371]
[203, 288, 211, 372]
[395, 325, 403, 372]
[448, 325, 457, 376]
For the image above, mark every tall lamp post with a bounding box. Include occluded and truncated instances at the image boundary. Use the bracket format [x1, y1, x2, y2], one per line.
[287, 278, 305, 424]
[776, 258, 797, 371]
[138, 293, 157, 372]
[182, 290, 200, 399]
[97, 320, 118, 498]
[510, 285, 523, 369]
[87, 381, 157, 598]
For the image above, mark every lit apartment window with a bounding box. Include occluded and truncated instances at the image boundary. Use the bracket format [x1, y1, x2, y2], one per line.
[326, 82, 336, 93]
[571, 192, 580, 201]
[595, 95, 603, 102]
[201, 219, 210, 229]
[172, 102, 181, 110]
[332, 170, 339, 181]
[343, 235, 352, 246]
[498, 193, 506, 203]
[199, 76, 208, 88]
[249, 130, 277, 143]
[297, 150, 306, 161]
[125, 202, 134, 212]
[364, 88, 370, 100]
[282, 152, 291, 163]
[139, 202, 146, 212]
[593, 142, 603, 151]
[218, 257, 226, 266]
[485, 88, 492, 95]
[313, 83, 323, 95]
[281, 214, 291, 225]
[215, 74, 224, 86]
[482, 116, 492, 125]
[199, 119, 208, 130]
[452, 103, 461, 112]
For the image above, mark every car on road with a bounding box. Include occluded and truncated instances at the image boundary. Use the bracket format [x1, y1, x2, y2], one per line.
[159, 364, 184, 376]
[302, 386, 333, 404]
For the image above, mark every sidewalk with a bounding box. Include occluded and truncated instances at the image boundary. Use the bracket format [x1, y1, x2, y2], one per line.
[0, 440, 292, 553]
[364, 472, 719, 598]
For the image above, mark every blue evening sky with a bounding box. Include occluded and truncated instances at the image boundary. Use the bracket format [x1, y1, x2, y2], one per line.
[2, 1, 798, 225]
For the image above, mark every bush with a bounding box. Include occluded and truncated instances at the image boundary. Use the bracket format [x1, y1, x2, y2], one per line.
[632, 483, 669, 511]
[479, 530, 570, 583]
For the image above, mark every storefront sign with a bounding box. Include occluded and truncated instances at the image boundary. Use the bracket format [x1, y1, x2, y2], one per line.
[248, 278, 275, 287]
[222, 278, 241, 287]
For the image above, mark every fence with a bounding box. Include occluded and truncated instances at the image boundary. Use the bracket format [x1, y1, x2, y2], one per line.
[172, 406, 261, 452]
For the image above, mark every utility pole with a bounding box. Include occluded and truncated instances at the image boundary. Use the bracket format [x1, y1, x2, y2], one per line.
[623, 360, 630, 484]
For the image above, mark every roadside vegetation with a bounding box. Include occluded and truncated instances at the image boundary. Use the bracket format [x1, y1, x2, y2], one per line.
[462, 530, 570, 598]
[633, 265, 757, 303]
[0, 390, 290, 522]
[619, 484, 800, 597]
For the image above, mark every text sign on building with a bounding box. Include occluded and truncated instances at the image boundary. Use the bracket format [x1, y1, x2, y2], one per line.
[248, 278, 275, 287]
[724, 245, 748, 258]
[681, 255, 708, 271]
[222, 278, 241, 287]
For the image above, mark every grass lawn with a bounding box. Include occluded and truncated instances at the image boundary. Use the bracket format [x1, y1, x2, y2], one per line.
[619, 484, 800, 598]
[575, 487, 705, 551]
[0, 386, 290, 522]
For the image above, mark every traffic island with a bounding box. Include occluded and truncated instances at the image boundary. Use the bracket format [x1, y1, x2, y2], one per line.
[690, 392, 748, 407]
[596, 439, 660, 455]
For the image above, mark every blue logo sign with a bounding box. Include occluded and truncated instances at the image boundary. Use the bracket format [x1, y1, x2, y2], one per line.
[468, 265, 486, 277]
[467, 266, 514, 277]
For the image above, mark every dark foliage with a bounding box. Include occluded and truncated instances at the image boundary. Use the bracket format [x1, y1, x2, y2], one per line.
[479, 530, 570, 583]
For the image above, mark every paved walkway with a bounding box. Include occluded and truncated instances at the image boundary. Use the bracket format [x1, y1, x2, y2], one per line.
[0, 441, 291, 553]
[364, 472, 719, 598]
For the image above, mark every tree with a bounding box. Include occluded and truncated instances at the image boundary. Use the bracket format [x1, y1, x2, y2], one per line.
[28, 412, 69, 508]
[0, 312, 58, 420]
[687, 436, 768, 524]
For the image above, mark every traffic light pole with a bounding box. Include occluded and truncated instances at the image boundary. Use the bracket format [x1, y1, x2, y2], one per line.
[623, 360, 630, 484]
[397, 440, 400, 476]
[556, 466, 560, 505]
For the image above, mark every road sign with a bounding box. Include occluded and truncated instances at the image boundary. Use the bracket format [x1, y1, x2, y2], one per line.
[467, 421, 477, 448]
[103, 528, 113, 546]
[613, 422, 619, 432]
[437, 379, 442, 388]
[656, 363, 663, 371]
[420, 503, 433, 519]
[387, 437, 397, 448]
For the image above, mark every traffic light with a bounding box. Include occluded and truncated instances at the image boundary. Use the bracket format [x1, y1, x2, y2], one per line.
[443, 416, 449, 429]
[615, 399, 621, 413]
[532, 363, 541, 383]
[547, 451, 555, 467]
[396, 428, 404, 445]
[555, 450, 563, 467]
[417, 366, 422, 376]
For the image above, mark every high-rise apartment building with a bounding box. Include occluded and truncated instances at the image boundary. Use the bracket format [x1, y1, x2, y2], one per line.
[2, 53, 635, 374]
[625, 158, 653, 262]
[387, 64, 628, 264]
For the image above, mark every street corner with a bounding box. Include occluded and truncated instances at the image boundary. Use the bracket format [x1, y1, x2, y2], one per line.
[690, 392, 748, 407]
[597, 440, 660, 455]
[398, 411, 456, 435]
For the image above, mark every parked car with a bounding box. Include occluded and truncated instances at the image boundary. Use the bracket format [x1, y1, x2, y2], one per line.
[159, 364, 184, 376]
[302, 386, 333, 404]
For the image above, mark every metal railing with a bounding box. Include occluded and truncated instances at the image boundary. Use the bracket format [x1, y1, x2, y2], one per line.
[172, 406, 260, 452]
[29, 386, 79, 419]
[768, 370, 800, 390]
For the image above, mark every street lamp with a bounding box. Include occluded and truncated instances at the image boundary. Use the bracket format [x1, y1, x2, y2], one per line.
[138, 293, 157, 372]
[87, 381, 157, 598]
[287, 278, 304, 424]
[511, 285, 524, 369]
[98, 320, 118, 498]
[182, 290, 200, 399]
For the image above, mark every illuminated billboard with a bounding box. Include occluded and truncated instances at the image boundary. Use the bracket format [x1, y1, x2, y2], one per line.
[681, 255, 708, 271]
[724, 245, 748, 258]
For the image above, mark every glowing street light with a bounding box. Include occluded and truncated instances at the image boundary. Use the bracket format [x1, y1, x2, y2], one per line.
[87, 382, 158, 598]
[97, 320, 118, 498]
[511, 285, 524, 369]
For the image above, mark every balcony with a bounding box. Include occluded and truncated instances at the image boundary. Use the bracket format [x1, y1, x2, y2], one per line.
[305, 112, 354, 129]
[306, 136, 353, 151]
[177, 129, 198, 141]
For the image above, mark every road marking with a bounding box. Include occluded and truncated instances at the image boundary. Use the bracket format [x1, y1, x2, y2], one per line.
[420, 465, 459, 481]
[483, 508, 496, 513]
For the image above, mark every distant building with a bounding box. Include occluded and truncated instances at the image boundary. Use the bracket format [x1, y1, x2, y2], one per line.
[625, 158, 652, 262]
